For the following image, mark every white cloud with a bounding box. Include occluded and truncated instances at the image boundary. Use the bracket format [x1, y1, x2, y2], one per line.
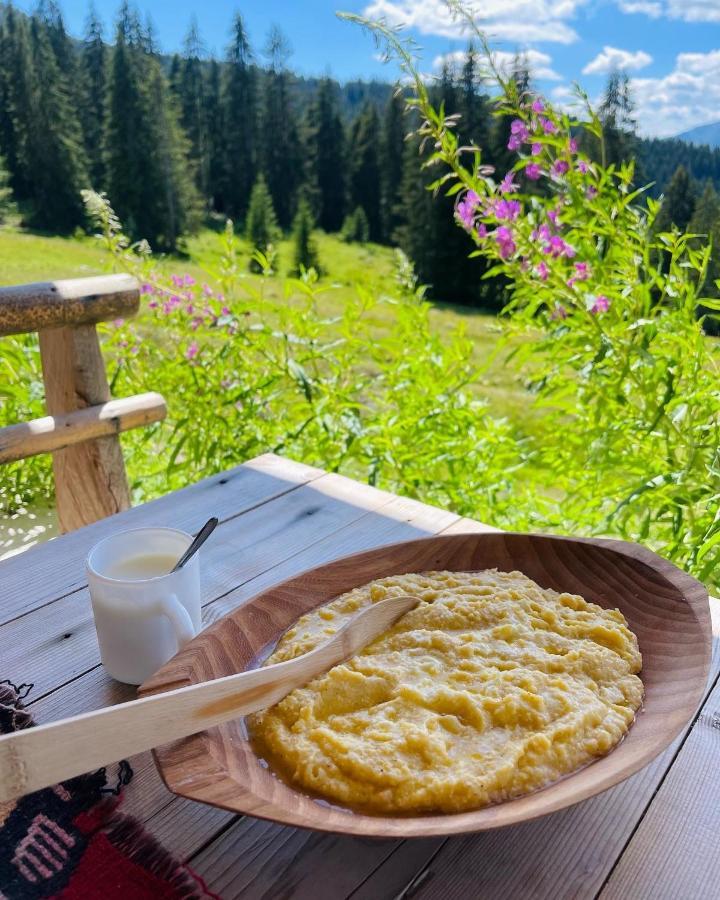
[582, 46, 653, 75]
[630, 50, 720, 136]
[433, 48, 561, 80]
[618, 1, 662, 16]
[362, 0, 587, 44]
[617, 0, 720, 20]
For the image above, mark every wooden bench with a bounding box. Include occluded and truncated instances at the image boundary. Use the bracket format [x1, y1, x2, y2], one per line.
[0, 275, 166, 532]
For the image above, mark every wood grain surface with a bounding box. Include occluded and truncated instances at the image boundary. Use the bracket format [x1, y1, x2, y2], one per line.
[140, 531, 710, 839]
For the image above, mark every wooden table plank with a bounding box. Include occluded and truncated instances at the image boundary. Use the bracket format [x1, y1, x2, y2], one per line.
[600, 621, 720, 899]
[351, 601, 720, 900]
[0, 453, 323, 623]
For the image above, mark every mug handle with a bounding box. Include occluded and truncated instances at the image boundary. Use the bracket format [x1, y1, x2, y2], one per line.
[152, 594, 196, 650]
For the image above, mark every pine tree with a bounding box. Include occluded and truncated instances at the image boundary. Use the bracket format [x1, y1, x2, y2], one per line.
[349, 103, 382, 242]
[0, 6, 34, 202]
[205, 59, 225, 211]
[245, 173, 279, 270]
[395, 71, 495, 309]
[178, 19, 209, 202]
[291, 196, 320, 274]
[79, 4, 107, 187]
[655, 165, 697, 232]
[222, 12, 256, 218]
[23, 16, 89, 230]
[598, 72, 640, 172]
[458, 44, 490, 150]
[0, 153, 16, 223]
[104, 3, 200, 249]
[304, 78, 345, 232]
[341, 206, 369, 243]
[260, 25, 302, 227]
[381, 87, 405, 243]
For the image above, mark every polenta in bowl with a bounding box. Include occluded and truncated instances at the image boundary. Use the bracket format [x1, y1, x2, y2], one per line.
[249, 569, 643, 815]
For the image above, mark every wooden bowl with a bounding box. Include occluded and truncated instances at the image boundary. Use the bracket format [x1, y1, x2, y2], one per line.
[139, 533, 710, 837]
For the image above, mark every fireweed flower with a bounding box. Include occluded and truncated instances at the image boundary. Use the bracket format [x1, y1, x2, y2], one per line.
[496, 225, 516, 259]
[500, 173, 519, 193]
[536, 260, 550, 281]
[543, 235, 576, 258]
[552, 159, 570, 177]
[591, 295, 610, 314]
[568, 138, 578, 153]
[547, 208, 560, 227]
[494, 199, 521, 221]
[185, 341, 199, 361]
[477, 223, 488, 238]
[540, 117, 557, 134]
[567, 261, 591, 287]
[525, 163, 542, 180]
[531, 142, 543, 157]
[508, 119, 529, 150]
[551, 304, 568, 320]
[531, 98, 545, 114]
[140, 283, 154, 294]
[456, 190, 481, 230]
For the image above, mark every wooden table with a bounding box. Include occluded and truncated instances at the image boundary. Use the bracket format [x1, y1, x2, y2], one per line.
[2, 453, 719, 899]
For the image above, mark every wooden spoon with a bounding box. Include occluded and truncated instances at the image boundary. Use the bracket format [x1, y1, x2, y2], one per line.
[0, 594, 419, 803]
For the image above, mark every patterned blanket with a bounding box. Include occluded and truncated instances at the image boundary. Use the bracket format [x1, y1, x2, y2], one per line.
[0, 681, 218, 899]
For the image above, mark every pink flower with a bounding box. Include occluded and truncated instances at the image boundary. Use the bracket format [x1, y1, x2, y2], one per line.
[578, 160, 589, 174]
[551, 304, 568, 320]
[543, 235, 576, 258]
[183, 275, 196, 286]
[494, 199, 521, 221]
[574, 262, 590, 280]
[536, 261, 550, 281]
[568, 138, 578, 153]
[500, 173, 519, 194]
[540, 117, 557, 134]
[221, 306, 231, 315]
[113, 318, 124, 327]
[547, 208, 560, 227]
[140, 283, 154, 294]
[456, 190, 481, 230]
[477, 223, 488, 238]
[531, 142, 543, 156]
[185, 341, 199, 360]
[552, 159, 570, 177]
[496, 225, 516, 259]
[591, 295, 610, 314]
[171, 274, 183, 288]
[148, 300, 158, 309]
[531, 99, 545, 114]
[526, 163, 542, 180]
[508, 119, 529, 151]
[587, 185, 598, 199]
[202, 283, 213, 296]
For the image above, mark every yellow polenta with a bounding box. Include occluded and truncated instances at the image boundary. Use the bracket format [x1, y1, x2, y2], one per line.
[249, 570, 643, 814]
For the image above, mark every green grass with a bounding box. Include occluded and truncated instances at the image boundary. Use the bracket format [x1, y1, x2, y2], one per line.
[0, 225, 536, 429]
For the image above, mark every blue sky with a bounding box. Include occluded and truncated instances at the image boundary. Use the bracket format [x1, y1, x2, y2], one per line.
[19, 0, 720, 137]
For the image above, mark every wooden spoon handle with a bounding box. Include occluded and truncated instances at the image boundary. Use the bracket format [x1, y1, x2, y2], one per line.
[0, 594, 417, 802]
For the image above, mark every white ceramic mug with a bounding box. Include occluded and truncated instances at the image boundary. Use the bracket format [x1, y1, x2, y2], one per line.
[86, 527, 202, 685]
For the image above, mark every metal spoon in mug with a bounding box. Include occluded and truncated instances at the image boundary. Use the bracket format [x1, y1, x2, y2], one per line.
[171, 516, 218, 573]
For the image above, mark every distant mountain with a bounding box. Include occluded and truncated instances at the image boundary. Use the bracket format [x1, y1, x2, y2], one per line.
[676, 122, 720, 149]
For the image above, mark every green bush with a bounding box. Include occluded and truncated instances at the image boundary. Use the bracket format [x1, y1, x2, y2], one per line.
[341, 206, 370, 243]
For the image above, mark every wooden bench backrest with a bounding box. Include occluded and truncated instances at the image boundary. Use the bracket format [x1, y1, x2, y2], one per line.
[0, 275, 166, 532]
